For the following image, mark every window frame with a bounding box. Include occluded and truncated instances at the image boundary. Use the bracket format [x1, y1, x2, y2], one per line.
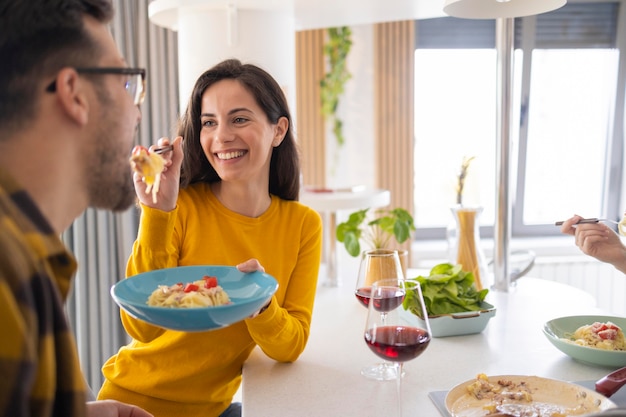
[413, 0, 626, 240]
[512, 2, 626, 237]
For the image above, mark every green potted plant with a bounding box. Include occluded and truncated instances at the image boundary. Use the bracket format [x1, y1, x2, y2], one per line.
[335, 207, 415, 257]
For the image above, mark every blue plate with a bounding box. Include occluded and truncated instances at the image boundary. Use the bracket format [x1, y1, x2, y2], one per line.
[543, 315, 626, 367]
[111, 265, 278, 332]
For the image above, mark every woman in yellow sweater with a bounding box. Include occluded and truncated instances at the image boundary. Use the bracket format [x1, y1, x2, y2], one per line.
[98, 59, 322, 417]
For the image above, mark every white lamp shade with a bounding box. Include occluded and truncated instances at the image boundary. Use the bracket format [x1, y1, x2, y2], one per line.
[443, 0, 566, 19]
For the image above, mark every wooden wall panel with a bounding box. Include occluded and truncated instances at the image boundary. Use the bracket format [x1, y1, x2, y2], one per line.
[297, 24, 416, 262]
[295, 29, 326, 188]
[374, 21, 416, 255]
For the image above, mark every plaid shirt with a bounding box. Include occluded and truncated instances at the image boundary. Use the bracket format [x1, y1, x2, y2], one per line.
[0, 168, 87, 417]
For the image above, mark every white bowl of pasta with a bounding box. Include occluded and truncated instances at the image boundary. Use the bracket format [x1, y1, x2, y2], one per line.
[111, 265, 278, 332]
[543, 315, 626, 367]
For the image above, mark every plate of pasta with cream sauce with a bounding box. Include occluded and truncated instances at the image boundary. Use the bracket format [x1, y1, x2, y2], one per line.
[111, 265, 278, 331]
[445, 374, 616, 416]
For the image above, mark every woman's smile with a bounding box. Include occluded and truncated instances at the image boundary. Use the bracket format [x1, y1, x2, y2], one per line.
[216, 150, 247, 160]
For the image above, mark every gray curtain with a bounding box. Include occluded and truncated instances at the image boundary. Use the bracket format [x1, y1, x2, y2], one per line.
[63, 0, 179, 394]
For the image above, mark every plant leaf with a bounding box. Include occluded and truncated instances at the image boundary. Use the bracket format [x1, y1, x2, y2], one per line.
[344, 234, 361, 257]
[404, 262, 488, 317]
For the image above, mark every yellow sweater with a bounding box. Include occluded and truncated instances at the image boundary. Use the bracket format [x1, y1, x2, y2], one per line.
[99, 183, 322, 417]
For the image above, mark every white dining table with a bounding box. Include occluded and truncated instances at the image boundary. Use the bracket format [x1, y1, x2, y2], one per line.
[299, 187, 390, 287]
[241, 276, 622, 417]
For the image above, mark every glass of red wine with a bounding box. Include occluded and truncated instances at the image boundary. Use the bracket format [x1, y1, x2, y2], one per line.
[364, 278, 431, 417]
[355, 249, 405, 380]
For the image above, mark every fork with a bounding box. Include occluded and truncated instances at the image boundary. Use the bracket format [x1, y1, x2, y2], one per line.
[554, 217, 619, 226]
[152, 144, 174, 155]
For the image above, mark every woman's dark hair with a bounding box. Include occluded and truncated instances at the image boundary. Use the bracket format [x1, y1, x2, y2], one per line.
[0, 0, 114, 133]
[178, 59, 301, 201]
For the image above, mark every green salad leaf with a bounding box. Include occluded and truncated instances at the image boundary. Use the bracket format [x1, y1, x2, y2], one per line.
[402, 263, 489, 318]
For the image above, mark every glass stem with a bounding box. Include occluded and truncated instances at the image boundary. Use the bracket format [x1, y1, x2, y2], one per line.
[396, 362, 403, 417]
[381, 312, 394, 378]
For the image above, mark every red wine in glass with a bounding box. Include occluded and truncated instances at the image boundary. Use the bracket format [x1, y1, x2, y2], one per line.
[356, 250, 407, 381]
[355, 286, 372, 307]
[364, 326, 431, 362]
[357, 287, 404, 311]
[364, 278, 431, 417]
[372, 288, 405, 312]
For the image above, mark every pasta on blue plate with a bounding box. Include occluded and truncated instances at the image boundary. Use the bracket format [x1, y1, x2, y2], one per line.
[147, 276, 231, 308]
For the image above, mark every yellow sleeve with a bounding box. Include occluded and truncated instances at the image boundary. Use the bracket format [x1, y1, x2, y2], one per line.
[244, 208, 322, 362]
[121, 204, 180, 342]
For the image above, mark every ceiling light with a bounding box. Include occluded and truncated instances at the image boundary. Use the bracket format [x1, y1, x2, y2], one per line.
[443, 0, 566, 19]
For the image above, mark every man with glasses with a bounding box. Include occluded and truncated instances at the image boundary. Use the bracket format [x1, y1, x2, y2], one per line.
[0, 1, 156, 416]
[46, 67, 147, 106]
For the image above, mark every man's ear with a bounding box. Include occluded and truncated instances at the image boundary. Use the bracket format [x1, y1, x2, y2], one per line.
[54, 68, 90, 126]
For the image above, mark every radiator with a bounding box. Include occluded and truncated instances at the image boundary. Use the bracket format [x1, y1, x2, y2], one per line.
[530, 256, 626, 317]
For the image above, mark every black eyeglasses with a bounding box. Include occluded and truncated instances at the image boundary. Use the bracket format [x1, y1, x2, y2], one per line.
[46, 67, 146, 106]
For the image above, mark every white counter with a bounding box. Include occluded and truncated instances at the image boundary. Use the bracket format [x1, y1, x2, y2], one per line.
[242, 277, 616, 417]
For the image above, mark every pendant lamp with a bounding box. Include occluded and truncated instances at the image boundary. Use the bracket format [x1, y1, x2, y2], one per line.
[443, 0, 566, 19]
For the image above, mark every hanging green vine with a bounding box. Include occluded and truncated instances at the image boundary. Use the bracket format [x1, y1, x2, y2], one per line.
[320, 26, 352, 148]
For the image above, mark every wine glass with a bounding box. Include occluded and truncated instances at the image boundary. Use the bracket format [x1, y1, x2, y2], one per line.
[364, 278, 431, 417]
[354, 249, 405, 380]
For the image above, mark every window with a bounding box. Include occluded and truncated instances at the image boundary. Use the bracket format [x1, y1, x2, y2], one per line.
[413, 1, 624, 240]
